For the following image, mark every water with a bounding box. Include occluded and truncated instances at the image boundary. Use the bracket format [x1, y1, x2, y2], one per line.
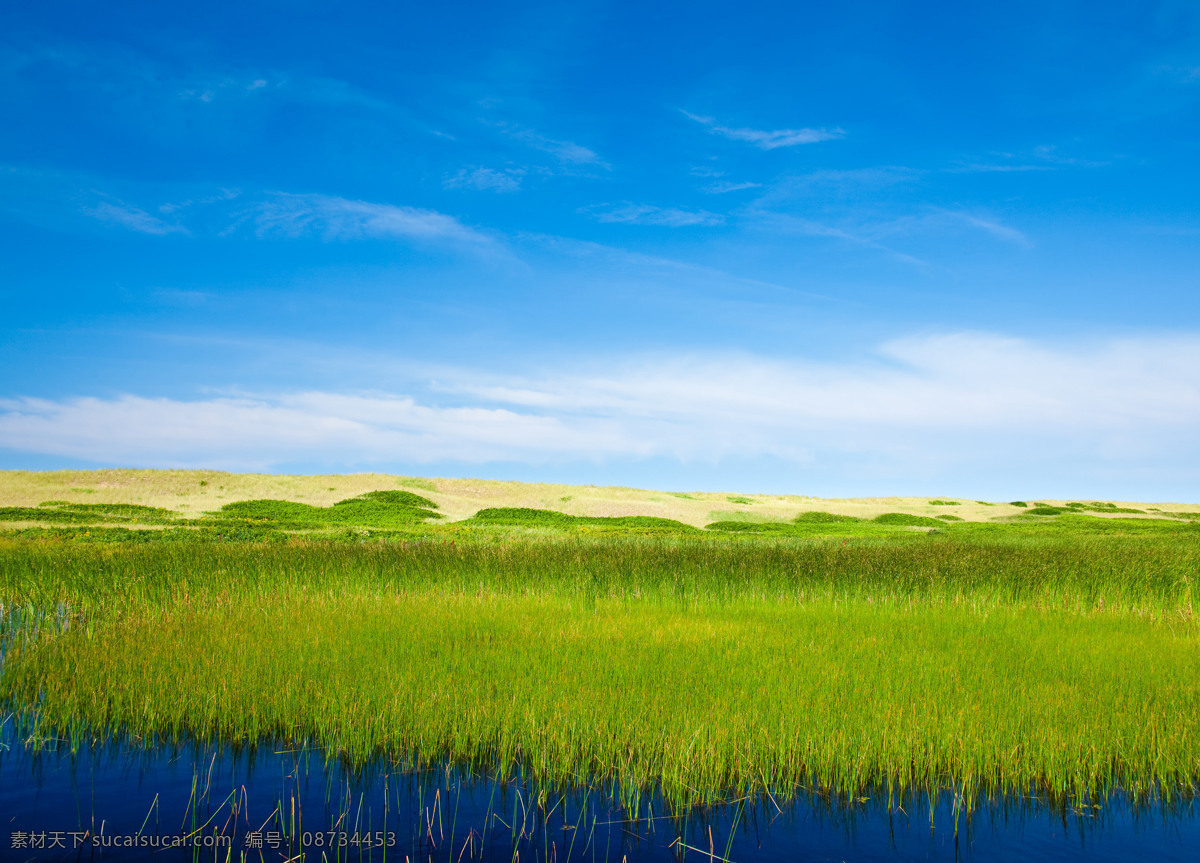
[1, 719, 1197, 862]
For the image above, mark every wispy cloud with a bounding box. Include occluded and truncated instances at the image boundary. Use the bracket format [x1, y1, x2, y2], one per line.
[1031, 145, 1109, 168]
[748, 211, 926, 268]
[3, 333, 1198, 491]
[444, 166, 525, 193]
[157, 188, 241, 214]
[703, 181, 762, 194]
[751, 168, 920, 207]
[83, 201, 188, 236]
[521, 233, 818, 300]
[682, 110, 843, 149]
[947, 163, 1053, 174]
[945, 211, 1031, 247]
[492, 122, 606, 166]
[251, 193, 500, 250]
[949, 146, 1107, 173]
[178, 75, 283, 103]
[586, 204, 724, 227]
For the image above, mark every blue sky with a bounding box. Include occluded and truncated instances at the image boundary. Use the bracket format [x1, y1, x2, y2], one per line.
[2, 1, 1199, 500]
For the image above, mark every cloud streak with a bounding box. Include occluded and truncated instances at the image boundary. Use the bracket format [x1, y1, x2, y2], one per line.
[251, 193, 499, 250]
[444, 166, 525, 192]
[83, 201, 188, 235]
[948, 211, 1031, 247]
[703, 181, 762, 194]
[748, 211, 927, 268]
[587, 203, 724, 227]
[492, 123, 607, 166]
[682, 110, 842, 149]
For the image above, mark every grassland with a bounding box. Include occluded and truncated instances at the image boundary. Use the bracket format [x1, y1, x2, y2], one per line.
[1, 471, 1198, 821]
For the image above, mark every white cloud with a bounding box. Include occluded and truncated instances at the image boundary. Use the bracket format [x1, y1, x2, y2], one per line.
[251, 193, 499, 250]
[588, 204, 723, 227]
[0, 393, 633, 470]
[444, 166, 524, 193]
[682, 110, 843, 149]
[83, 201, 188, 235]
[2, 334, 1198, 488]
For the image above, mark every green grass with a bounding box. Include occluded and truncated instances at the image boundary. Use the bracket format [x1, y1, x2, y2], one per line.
[873, 512, 944, 527]
[1, 512, 1199, 816]
[928, 500, 960, 506]
[725, 495, 754, 505]
[396, 477, 439, 492]
[793, 511, 861, 524]
[1064, 501, 1146, 515]
[468, 507, 695, 532]
[0, 502, 178, 525]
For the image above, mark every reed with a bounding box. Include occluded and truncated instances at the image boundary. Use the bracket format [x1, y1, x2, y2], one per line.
[1, 530, 1197, 814]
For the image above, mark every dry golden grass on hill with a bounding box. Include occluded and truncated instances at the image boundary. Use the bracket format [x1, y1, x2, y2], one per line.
[1, 470, 1193, 528]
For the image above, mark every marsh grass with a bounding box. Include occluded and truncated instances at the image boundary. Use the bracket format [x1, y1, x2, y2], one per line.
[1, 529, 1198, 817]
[8, 592, 1198, 814]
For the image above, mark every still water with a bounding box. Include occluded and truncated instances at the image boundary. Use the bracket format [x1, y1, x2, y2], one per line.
[1, 719, 1196, 863]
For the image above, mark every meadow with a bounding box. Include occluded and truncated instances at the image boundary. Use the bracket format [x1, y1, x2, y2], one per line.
[1, 470, 1199, 828]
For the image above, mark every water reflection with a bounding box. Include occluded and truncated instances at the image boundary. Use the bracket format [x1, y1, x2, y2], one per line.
[1, 718, 1197, 862]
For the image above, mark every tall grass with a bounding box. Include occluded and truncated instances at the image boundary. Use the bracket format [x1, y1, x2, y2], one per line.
[1, 532, 1197, 815]
[1, 533, 1194, 614]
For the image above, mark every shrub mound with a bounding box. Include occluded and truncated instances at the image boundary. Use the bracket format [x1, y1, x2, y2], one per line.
[793, 511, 861, 524]
[212, 491, 441, 529]
[873, 513, 943, 527]
[470, 507, 694, 532]
[0, 502, 178, 525]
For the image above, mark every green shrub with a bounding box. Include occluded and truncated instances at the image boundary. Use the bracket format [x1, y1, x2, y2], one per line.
[469, 507, 577, 527]
[873, 513, 943, 527]
[0, 507, 114, 525]
[705, 521, 798, 533]
[213, 492, 441, 529]
[470, 508, 693, 532]
[793, 511, 861, 524]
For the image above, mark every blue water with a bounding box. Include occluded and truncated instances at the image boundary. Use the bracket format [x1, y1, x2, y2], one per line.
[0, 720, 1196, 862]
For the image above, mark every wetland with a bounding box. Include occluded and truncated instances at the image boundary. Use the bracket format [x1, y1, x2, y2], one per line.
[1, 470, 1198, 860]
